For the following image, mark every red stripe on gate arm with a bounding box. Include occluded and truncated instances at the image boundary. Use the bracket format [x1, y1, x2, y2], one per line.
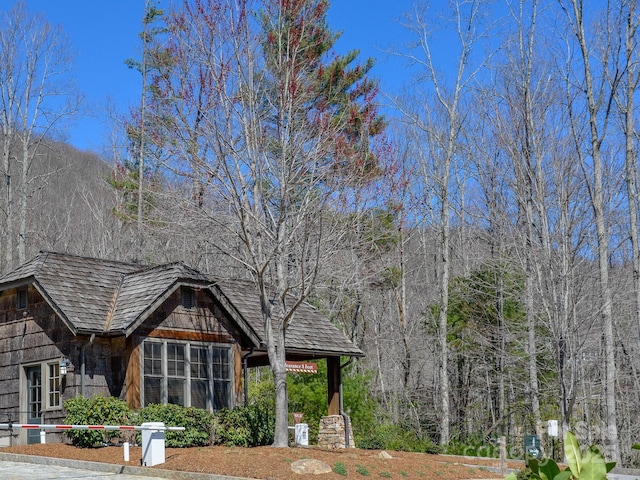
[23, 425, 38, 429]
[121, 426, 135, 430]
[88, 426, 103, 429]
[57, 426, 73, 429]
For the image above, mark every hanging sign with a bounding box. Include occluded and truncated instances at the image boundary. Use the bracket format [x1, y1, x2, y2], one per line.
[285, 361, 318, 374]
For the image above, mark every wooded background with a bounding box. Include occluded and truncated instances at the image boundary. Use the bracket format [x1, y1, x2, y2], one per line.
[2, 0, 640, 465]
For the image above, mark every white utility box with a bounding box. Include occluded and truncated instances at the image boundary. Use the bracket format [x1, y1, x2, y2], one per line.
[295, 423, 309, 446]
[141, 422, 165, 466]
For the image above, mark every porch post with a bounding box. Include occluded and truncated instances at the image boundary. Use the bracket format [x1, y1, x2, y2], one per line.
[327, 356, 340, 415]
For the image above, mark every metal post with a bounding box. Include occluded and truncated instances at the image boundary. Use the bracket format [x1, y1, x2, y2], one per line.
[124, 441, 130, 462]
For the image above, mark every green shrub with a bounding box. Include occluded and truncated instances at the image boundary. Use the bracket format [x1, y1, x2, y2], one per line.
[63, 396, 131, 448]
[134, 403, 214, 448]
[356, 422, 440, 453]
[333, 462, 348, 476]
[213, 402, 275, 447]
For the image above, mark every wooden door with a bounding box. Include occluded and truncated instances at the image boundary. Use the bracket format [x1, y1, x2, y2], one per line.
[25, 366, 42, 444]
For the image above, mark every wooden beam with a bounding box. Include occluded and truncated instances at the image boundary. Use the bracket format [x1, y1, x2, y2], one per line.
[125, 336, 141, 409]
[327, 357, 340, 416]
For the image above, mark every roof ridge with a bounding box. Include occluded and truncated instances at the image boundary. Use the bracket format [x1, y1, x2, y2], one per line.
[38, 250, 143, 268]
[104, 273, 126, 332]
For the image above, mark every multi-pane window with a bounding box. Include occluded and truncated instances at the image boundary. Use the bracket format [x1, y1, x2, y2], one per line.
[47, 362, 61, 408]
[25, 360, 62, 416]
[142, 340, 231, 411]
[143, 342, 162, 404]
[212, 347, 231, 410]
[190, 346, 209, 410]
[167, 343, 185, 405]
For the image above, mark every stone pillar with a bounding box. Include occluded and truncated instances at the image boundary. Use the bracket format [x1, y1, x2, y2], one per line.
[317, 415, 355, 449]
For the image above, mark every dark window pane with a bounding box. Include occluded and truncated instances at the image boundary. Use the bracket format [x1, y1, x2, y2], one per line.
[213, 380, 230, 410]
[144, 377, 161, 405]
[168, 378, 185, 405]
[191, 379, 208, 410]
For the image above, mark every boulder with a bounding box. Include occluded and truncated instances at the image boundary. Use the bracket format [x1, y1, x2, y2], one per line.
[290, 458, 333, 475]
[376, 451, 393, 460]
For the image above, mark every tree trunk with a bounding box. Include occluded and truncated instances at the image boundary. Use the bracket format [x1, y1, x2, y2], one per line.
[622, 0, 640, 375]
[262, 273, 290, 447]
[438, 211, 451, 445]
[565, 0, 619, 461]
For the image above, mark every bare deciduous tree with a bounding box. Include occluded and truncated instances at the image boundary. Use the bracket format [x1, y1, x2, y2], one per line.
[394, 0, 495, 444]
[0, 1, 80, 271]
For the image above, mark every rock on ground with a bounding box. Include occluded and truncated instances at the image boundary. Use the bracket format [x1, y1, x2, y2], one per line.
[290, 458, 333, 474]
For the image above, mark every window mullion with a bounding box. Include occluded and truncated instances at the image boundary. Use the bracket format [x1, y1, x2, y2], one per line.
[162, 341, 168, 404]
[186, 343, 191, 408]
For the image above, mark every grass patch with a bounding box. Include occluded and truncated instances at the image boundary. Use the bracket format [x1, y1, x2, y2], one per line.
[334, 462, 348, 476]
[380, 472, 392, 478]
[356, 464, 370, 476]
[400, 471, 408, 477]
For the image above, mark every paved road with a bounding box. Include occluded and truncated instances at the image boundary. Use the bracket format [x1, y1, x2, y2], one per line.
[0, 452, 251, 480]
[0, 459, 162, 480]
[609, 471, 640, 480]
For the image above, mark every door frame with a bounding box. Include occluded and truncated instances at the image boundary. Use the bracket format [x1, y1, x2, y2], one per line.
[20, 363, 43, 445]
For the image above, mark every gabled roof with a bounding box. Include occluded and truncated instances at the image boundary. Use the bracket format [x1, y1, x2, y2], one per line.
[0, 252, 363, 358]
[216, 279, 363, 357]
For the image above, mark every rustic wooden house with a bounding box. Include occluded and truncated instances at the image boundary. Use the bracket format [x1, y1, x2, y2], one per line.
[0, 252, 363, 445]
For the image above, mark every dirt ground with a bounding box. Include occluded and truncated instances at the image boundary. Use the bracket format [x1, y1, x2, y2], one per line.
[2, 442, 523, 480]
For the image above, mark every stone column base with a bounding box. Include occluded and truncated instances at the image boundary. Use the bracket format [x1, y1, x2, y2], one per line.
[317, 415, 355, 449]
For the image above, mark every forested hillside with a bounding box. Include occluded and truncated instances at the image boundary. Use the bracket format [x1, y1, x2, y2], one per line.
[3, 0, 640, 466]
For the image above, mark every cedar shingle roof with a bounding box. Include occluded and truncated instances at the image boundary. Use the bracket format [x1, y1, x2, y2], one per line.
[0, 252, 363, 358]
[216, 279, 362, 357]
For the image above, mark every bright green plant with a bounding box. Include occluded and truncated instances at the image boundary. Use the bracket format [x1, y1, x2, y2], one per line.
[333, 462, 348, 476]
[63, 396, 131, 447]
[356, 464, 371, 476]
[506, 432, 615, 480]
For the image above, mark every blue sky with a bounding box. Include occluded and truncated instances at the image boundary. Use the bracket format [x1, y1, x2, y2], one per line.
[16, 0, 416, 153]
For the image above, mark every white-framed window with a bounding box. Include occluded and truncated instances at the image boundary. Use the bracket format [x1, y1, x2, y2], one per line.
[47, 361, 62, 409]
[23, 360, 62, 414]
[142, 339, 232, 411]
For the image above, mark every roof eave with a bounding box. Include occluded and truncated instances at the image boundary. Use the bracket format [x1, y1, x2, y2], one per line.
[248, 347, 364, 358]
[0, 276, 35, 292]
